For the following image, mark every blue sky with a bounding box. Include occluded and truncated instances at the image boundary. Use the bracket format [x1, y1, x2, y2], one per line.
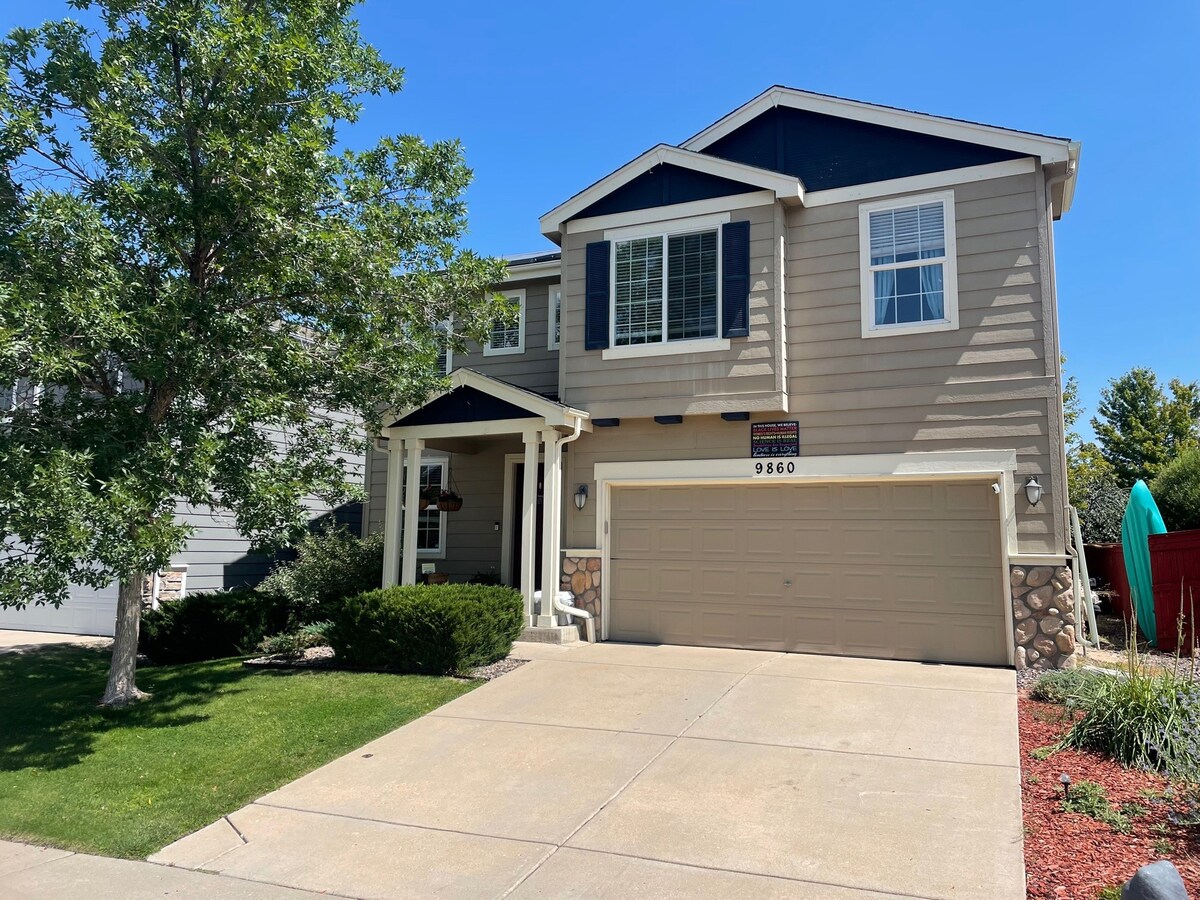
[3, 0, 1197, 431]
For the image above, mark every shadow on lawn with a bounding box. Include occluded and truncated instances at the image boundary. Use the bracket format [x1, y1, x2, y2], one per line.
[0, 645, 278, 773]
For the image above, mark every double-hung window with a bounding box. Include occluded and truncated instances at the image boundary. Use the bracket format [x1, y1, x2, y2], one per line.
[547, 284, 561, 350]
[484, 289, 525, 356]
[401, 455, 447, 557]
[608, 215, 725, 356]
[859, 190, 958, 338]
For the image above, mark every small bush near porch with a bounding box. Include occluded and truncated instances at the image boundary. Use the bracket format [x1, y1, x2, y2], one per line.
[329, 584, 523, 674]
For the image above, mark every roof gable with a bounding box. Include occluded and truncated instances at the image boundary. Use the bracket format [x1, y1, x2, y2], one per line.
[701, 105, 1025, 192]
[391, 385, 539, 428]
[573, 163, 767, 220]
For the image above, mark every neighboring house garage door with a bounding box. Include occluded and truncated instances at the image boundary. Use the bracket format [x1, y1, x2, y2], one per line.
[608, 480, 1007, 666]
[0, 586, 118, 637]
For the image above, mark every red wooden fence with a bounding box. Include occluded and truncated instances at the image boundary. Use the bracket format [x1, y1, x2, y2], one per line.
[1151, 529, 1200, 653]
[1084, 542, 1133, 620]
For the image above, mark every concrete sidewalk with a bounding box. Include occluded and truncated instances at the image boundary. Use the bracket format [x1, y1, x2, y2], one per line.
[150, 641, 1024, 899]
[0, 840, 325, 899]
[0, 629, 111, 654]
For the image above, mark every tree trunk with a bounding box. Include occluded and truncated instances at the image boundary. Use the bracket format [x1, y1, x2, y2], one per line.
[101, 573, 150, 707]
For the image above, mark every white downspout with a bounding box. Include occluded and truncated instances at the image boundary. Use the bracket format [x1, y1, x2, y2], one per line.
[553, 415, 594, 640]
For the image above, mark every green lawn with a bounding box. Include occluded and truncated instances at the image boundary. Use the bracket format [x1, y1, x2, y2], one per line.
[0, 646, 477, 858]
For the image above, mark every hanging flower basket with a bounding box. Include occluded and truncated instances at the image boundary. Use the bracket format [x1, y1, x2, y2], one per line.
[437, 491, 463, 512]
[419, 486, 440, 511]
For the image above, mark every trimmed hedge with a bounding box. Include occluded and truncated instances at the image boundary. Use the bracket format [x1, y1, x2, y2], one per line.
[328, 584, 523, 674]
[139, 589, 292, 664]
[258, 526, 384, 625]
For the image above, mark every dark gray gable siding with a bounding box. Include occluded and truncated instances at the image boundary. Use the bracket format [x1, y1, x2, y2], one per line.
[392, 386, 541, 427]
[571, 164, 762, 221]
[701, 106, 1024, 191]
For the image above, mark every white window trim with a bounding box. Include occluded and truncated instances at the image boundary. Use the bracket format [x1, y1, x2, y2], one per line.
[407, 452, 449, 559]
[547, 283, 561, 351]
[484, 289, 526, 356]
[858, 189, 959, 339]
[606, 212, 728, 358]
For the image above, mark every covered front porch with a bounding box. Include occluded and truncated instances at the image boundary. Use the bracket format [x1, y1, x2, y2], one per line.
[378, 369, 591, 629]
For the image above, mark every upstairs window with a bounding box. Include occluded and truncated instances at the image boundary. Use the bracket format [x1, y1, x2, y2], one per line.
[548, 284, 561, 350]
[613, 228, 718, 347]
[484, 289, 525, 356]
[859, 190, 958, 338]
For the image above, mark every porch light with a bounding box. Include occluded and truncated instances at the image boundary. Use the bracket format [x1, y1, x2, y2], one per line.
[574, 484, 588, 511]
[1024, 476, 1044, 506]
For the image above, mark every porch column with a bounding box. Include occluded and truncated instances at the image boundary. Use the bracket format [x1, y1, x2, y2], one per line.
[401, 438, 424, 586]
[537, 427, 563, 626]
[520, 429, 540, 622]
[381, 438, 404, 588]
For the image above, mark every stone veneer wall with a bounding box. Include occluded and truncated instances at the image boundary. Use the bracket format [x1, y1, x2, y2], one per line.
[561, 554, 601, 626]
[141, 566, 188, 608]
[1011, 564, 1076, 669]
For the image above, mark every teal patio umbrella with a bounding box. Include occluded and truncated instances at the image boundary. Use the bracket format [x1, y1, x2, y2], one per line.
[1121, 480, 1167, 644]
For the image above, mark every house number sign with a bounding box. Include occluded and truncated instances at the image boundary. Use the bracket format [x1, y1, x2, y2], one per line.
[750, 421, 800, 459]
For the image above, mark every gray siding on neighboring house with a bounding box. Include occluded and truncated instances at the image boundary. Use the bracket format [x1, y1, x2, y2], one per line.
[558, 200, 787, 419]
[784, 171, 1063, 554]
[454, 277, 560, 397]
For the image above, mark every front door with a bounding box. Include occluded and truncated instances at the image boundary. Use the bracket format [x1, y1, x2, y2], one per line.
[510, 463, 544, 590]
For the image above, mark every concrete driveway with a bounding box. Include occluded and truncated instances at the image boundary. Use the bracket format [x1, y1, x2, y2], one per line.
[153, 641, 1024, 899]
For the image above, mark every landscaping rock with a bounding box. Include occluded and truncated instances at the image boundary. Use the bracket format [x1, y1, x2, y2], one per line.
[1026, 585, 1055, 611]
[1039, 616, 1064, 636]
[1122, 860, 1188, 900]
[1010, 566, 1027, 587]
[1016, 619, 1039, 645]
[1027, 566, 1054, 588]
[1056, 630, 1076, 654]
[1015, 646, 1027, 669]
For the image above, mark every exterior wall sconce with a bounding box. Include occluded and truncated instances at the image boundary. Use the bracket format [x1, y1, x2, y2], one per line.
[574, 484, 588, 511]
[1025, 476, 1043, 506]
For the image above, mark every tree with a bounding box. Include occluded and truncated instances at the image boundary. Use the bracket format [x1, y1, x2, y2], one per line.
[0, 0, 504, 705]
[1092, 367, 1200, 486]
[1063, 357, 1114, 511]
[1150, 448, 1200, 533]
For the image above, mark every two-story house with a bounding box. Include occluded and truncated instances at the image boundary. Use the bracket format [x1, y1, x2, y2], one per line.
[368, 86, 1081, 670]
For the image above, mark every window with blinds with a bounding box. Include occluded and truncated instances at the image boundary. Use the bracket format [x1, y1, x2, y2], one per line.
[614, 229, 718, 346]
[485, 289, 525, 356]
[859, 191, 958, 336]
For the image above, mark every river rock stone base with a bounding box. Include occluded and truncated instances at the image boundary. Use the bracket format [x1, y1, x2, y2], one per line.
[1011, 564, 1077, 670]
[562, 555, 602, 634]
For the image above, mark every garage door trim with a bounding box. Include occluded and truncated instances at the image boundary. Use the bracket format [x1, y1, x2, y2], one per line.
[593, 449, 1018, 665]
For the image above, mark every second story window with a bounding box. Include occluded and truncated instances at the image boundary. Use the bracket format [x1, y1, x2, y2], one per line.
[484, 289, 525, 356]
[548, 284, 561, 350]
[613, 229, 718, 347]
[859, 190, 959, 338]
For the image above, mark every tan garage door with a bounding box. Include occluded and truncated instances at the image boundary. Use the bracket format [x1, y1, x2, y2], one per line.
[608, 479, 1007, 665]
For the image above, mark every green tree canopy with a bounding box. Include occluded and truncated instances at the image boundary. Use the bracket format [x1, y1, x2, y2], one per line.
[1092, 367, 1200, 486]
[0, 0, 504, 703]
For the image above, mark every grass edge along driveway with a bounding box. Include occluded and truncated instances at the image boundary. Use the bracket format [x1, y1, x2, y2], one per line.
[0, 646, 477, 859]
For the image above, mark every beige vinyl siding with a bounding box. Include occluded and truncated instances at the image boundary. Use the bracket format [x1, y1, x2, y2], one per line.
[785, 171, 1062, 555]
[559, 200, 786, 418]
[454, 278, 559, 397]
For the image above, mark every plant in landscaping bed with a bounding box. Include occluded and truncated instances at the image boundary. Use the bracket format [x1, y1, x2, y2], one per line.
[1062, 779, 1136, 833]
[1030, 668, 1111, 706]
[139, 590, 292, 664]
[256, 622, 332, 659]
[328, 584, 523, 675]
[258, 527, 384, 624]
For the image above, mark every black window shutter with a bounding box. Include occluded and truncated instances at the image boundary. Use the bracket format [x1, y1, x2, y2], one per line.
[721, 221, 750, 338]
[585, 240, 610, 350]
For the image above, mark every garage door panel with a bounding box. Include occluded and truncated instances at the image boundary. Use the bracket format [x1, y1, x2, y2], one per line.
[608, 480, 1007, 666]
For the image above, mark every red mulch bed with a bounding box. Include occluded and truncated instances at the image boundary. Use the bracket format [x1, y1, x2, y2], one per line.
[1020, 693, 1200, 898]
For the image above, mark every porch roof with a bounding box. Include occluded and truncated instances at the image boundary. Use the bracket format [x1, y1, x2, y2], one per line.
[385, 368, 590, 437]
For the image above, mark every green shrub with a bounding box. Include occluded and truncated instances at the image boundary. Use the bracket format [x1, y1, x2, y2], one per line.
[259, 526, 384, 624]
[1029, 668, 1111, 705]
[1061, 779, 1134, 833]
[139, 589, 292, 664]
[328, 584, 523, 674]
[1059, 668, 1200, 781]
[1150, 447, 1200, 532]
[257, 621, 332, 658]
